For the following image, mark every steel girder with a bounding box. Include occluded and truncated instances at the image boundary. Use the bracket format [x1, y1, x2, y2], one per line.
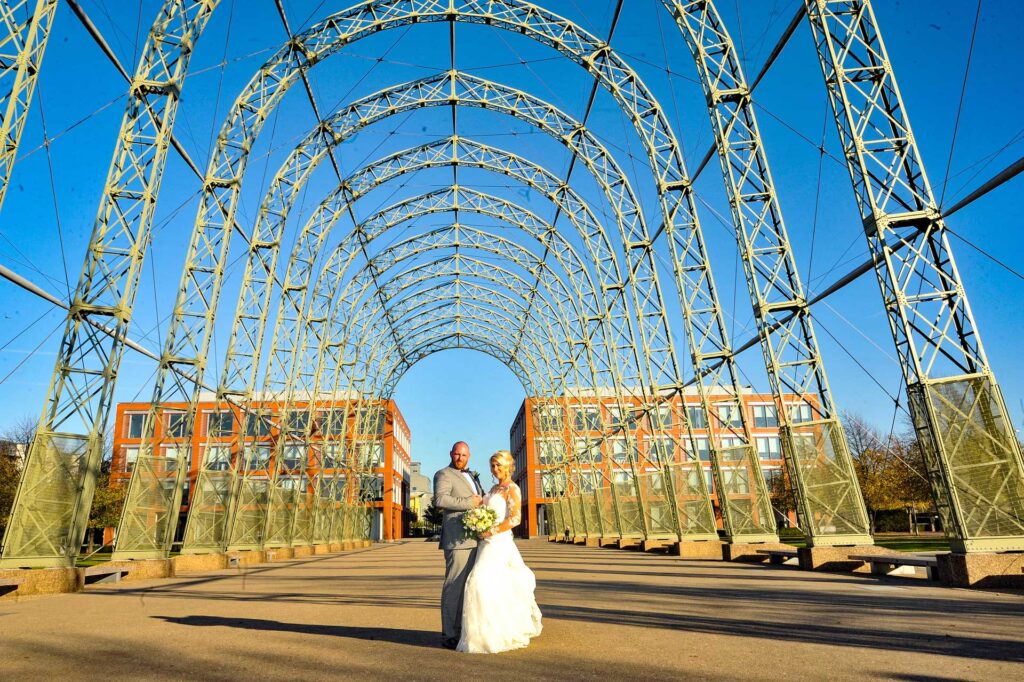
[663, 0, 869, 544]
[805, 0, 1024, 551]
[0, 0, 58, 212]
[0, 0, 217, 568]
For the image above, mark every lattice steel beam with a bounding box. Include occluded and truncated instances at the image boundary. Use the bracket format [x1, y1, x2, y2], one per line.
[806, 0, 1024, 552]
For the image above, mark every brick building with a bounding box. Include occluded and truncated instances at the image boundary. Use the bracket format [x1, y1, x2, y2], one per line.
[509, 388, 806, 538]
[111, 394, 413, 541]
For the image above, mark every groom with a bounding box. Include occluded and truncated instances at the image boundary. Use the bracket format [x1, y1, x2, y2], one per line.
[433, 440, 485, 649]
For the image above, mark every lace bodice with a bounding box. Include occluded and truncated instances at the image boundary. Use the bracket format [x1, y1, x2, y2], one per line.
[484, 482, 522, 535]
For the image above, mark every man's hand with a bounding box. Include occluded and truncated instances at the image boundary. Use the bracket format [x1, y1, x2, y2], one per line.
[471, 495, 483, 508]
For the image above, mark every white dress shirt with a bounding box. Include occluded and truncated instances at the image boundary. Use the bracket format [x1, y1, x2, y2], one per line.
[460, 469, 479, 494]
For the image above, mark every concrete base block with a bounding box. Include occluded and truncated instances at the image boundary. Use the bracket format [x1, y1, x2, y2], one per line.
[328, 542, 343, 553]
[342, 541, 356, 550]
[292, 545, 314, 559]
[313, 544, 331, 555]
[937, 552, 1024, 588]
[547, 535, 558, 542]
[584, 537, 600, 548]
[798, 545, 888, 573]
[360, 540, 372, 548]
[599, 537, 620, 547]
[616, 538, 641, 550]
[172, 553, 228, 575]
[226, 550, 265, 567]
[266, 547, 295, 561]
[641, 540, 667, 552]
[102, 559, 173, 582]
[724, 542, 798, 563]
[0, 568, 81, 598]
[671, 540, 725, 560]
[572, 536, 588, 544]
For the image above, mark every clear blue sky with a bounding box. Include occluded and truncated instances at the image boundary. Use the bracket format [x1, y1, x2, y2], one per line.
[0, 1, 1021, 479]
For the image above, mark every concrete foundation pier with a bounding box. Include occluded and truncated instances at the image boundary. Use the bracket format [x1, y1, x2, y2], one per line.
[937, 552, 1024, 588]
[598, 537, 619, 548]
[670, 540, 724, 560]
[616, 537, 641, 550]
[723, 542, 798, 562]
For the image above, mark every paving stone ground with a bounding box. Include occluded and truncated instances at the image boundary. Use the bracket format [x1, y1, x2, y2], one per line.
[2, 539, 1022, 680]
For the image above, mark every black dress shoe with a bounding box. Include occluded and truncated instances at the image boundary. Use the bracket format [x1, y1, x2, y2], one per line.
[441, 638, 459, 650]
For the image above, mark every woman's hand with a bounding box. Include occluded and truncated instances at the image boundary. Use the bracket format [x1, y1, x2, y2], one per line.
[479, 529, 493, 540]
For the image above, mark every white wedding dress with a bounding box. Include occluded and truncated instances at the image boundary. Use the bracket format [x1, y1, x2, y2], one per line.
[457, 482, 543, 654]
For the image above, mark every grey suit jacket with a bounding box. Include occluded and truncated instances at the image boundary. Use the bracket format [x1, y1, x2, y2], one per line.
[433, 466, 484, 551]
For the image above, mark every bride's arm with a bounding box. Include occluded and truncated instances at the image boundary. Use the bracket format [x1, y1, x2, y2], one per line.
[490, 484, 523, 534]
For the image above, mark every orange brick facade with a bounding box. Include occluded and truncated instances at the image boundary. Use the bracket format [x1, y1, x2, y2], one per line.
[111, 397, 413, 541]
[509, 390, 803, 538]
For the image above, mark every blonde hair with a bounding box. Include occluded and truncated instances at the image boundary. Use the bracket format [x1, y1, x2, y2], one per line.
[490, 450, 515, 475]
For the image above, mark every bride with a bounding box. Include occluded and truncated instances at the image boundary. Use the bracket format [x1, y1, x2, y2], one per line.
[457, 450, 543, 654]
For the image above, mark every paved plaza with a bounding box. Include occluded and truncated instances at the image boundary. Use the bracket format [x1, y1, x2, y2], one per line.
[2, 540, 1022, 680]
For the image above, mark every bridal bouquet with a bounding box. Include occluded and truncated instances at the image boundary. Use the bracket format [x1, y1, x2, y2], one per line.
[461, 506, 498, 538]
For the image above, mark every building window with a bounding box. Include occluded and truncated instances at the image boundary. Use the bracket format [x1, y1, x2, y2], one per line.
[538, 439, 562, 465]
[206, 411, 234, 437]
[684, 437, 710, 462]
[165, 412, 187, 439]
[284, 410, 309, 434]
[281, 444, 304, 471]
[203, 444, 231, 471]
[789, 403, 813, 424]
[752, 404, 778, 429]
[245, 412, 272, 438]
[704, 468, 715, 495]
[579, 475, 596, 493]
[243, 444, 271, 470]
[756, 436, 781, 461]
[612, 470, 633, 494]
[647, 436, 675, 464]
[323, 443, 343, 469]
[716, 403, 742, 429]
[606, 405, 637, 430]
[574, 438, 601, 464]
[360, 474, 384, 501]
[535, 405, 564, 432]
[162, 445, 185, 471]
[720, 437, 745, 460]
[356, 441, 384, 468]
[322, 409, 347, 436]
[650, 404, 673, 430]
[686, 406, 707, 429]
[123, 446, 140, 472]
[358, 407, 386, 435]
[126, 413, 147, 439]
[610, 439, 638, 464]
[574, 406, 600, 432]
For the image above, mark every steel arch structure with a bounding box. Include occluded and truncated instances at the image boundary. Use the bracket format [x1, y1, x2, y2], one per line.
[1, 0, 1021, 568]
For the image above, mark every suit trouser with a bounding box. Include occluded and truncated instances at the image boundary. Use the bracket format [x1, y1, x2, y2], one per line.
[441, 547, 477, 642]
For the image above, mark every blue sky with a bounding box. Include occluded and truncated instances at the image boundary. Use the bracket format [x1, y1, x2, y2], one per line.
[0, 1, 1021, 478]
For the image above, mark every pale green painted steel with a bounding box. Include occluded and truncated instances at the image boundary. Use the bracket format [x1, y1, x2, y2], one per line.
[662, 0, 870, 545]
[806, 0, 1024, 552]
[0, 0, 58, 213]
[0, 0, 217, 568]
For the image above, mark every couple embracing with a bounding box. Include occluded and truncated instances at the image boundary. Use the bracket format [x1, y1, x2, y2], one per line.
[433, 441, 543, 653]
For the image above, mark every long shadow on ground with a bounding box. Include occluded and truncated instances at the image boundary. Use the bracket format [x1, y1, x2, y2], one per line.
[155, 615, 440, 648]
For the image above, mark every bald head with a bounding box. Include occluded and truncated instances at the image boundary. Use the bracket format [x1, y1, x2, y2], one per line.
[449, 441, 470, 470]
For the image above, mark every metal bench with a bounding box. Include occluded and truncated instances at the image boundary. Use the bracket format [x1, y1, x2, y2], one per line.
[83, 565, 130, 585]
[757, 549, 799, 565]
[0, 577, 25, 596]
[849, 553, 939, 581]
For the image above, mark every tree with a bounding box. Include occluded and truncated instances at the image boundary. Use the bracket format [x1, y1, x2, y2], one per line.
[843, 411, 934, 532]
[424, 503, 444, 529]
[0, 414, 36, 536]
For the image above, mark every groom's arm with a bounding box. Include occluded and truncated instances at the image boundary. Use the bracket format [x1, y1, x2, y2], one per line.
[433, 470, 476, 512]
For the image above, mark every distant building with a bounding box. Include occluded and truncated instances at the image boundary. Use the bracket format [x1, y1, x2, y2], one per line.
[408, 462, 433, 528]
[509, 388, 805, 537]
[111, 395, 413, 541]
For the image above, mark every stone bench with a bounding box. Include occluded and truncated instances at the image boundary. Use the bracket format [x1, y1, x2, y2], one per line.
[757, 549, 799, 565]
[0, 576, 25, 596]
[83, 565, 130, 585]
[849, 553, 939, 581]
